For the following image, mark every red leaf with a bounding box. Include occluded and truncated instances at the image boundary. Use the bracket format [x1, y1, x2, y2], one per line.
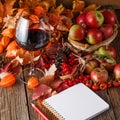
[32, 84, 52, 101]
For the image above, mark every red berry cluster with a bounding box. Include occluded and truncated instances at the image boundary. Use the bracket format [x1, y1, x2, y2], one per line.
[60, 53, 79, 75]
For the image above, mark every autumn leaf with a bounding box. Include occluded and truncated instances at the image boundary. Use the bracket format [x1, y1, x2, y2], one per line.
[4, 0, 16, 16]
[0, 1, 4, 18]
[32, 84, 52, 100]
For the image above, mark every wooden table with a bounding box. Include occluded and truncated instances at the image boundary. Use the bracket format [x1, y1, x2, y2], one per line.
[0, 9, 120, 120]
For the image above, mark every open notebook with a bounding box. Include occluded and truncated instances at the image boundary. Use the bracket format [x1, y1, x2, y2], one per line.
[42, 83, 109, 120]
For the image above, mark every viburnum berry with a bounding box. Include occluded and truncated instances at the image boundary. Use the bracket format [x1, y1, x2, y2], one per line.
[99, 82, 107, 90]
[112, 81, 120, 87]
[67, 79, 73, 86]
[85, 81, 93, 88]
[61, 62, 71, 75]
[69, 53, 75, 59]
[92, 84, 99, 91]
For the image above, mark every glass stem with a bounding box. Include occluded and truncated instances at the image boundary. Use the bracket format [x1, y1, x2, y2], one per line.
[29, 51, 35, 76]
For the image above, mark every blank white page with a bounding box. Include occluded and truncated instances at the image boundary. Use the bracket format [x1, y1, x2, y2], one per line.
[42, 83, 109, 120]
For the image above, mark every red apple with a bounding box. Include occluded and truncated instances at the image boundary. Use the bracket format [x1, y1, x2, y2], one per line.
[100, 24, 114, 39]
[114, 64, 120, 81]
[85, 59, 99, 74]
[86, 28, 103, 44]
[85, 10, 104, 28]
[68, 24, 86, 41]
[76, 13, 86, 28]
[90, 67, 108, 84]
[100, 60, 116, 72]
[102, 10, 116, 25]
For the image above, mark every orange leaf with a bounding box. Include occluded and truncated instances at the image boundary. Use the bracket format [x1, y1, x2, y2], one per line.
[83, 4, 100, 13]
[0, 1, 4, 18]
[4, 0, 16, 16]
[0, 44, 4, 53]
[72, 0, 85, 12]
[0, 73, 16, 87]
[29, 14, 40, 23]
[39, 75, 54, 85]
[6, 49, 18, 58]
[1, 28, 15, 38]
[6, 40, 20, 51]
[0, 36, 10, 48]
[34, 5, 47, 17]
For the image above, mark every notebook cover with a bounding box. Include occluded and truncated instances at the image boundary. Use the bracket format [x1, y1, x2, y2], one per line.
[42, 83, 109, 120]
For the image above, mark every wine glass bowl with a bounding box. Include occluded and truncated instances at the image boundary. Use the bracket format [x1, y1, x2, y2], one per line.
[15, 15, 51, 82]
[16, 16, 50, 51]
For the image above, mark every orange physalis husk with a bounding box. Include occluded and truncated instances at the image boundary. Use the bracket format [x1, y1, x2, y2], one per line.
[0, 36, 10, 49]
[0, 72, 16, 87]
[27, 77, 39, 89]
[1, 28, 15, 38]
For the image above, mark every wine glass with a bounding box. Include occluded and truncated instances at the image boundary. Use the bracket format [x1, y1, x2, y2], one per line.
[15, 15, 50, 82]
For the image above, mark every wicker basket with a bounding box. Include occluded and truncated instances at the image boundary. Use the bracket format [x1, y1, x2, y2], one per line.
[68, 24, 118, 53]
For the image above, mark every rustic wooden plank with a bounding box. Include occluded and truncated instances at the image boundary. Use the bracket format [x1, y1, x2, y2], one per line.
[107, 87, 120, 120]
[24, 88, 44, 120]
[0, 77, 30, 120]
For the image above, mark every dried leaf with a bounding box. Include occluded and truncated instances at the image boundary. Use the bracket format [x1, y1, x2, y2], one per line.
[3, 15, 18, 29]
[83, 4, 100, 13]
[1, 59, 21, 75]
[1, 28, 15, 38]
[56, 16, 72, 31]
[43, 0, 56, 8]
[32, 84, 52, 101]
[4, 0, 16, 16]
[50, 80, 63, 89]
[72, 0, 85, 12]
[50, 4, 64, 15]
[0, 1, 4, 18]
[6, 40, 20, 51]
[29, 14, 39, 23]
[39, 75, 54, 85]
[0, 36, 10, 48]
[45, 64, 57, 76]
[34, 5, 47, 18]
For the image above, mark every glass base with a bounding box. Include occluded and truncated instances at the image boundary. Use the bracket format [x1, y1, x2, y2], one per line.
[18, 67, 44, 83]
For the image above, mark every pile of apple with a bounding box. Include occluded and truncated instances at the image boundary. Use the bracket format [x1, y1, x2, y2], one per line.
[69, 9, 117, 45]
[66, 9, 120, 90]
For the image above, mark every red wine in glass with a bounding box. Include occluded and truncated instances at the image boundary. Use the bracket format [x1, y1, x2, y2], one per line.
[15, 16, 50, 82]
[16, 29, 50, 51]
